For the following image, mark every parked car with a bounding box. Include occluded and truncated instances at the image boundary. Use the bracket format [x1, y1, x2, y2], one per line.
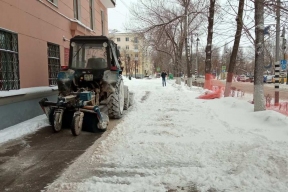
[249, 76, 254, 82]
[239, 75, 249, 82]
[237, 75, 241, 81]
[263, 75, 267, 83]
[266, 75, 274, 83]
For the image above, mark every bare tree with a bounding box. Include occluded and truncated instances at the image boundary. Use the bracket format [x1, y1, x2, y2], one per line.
[128, 0, 206, 84]
[254, 0, 265, 111]
[204, 0, 216, 89]
[223, 0, 245, 96]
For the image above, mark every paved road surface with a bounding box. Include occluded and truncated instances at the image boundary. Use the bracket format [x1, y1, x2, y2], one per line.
[0, 116, 121, 192]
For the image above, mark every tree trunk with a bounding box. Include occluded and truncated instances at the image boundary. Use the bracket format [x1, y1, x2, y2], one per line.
[204, 0, 216, 90]
[253, 0, 265, 111]
[184, 0, 192, 87]
[224, 0, 245, 97]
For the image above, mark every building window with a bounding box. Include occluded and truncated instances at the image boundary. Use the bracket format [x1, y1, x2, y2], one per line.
[117, 38, 120, 42]
[47, 43, 60, 86]
[0, 29, 19, 90]
[134, 37, 138, 43]
[126, 45, 129, 50]
[134, 45, 138, 50]
[135, 53, 138, 57]
[89, 0, 94, 30]
[47, 0, 58, 6]
[101, 10, 105, 35]
[73, 0, 80, 20]
[126, 37, 129, 41]
[117, 46, 121, 50]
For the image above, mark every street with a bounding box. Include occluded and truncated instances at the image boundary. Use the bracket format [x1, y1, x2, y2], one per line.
[0, 117, 122, 192]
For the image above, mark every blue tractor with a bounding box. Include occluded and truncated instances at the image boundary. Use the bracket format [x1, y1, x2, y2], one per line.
[39, 36, 132, 136]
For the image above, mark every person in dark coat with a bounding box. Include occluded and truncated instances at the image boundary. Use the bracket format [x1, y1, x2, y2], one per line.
[161, 71, 167, 86]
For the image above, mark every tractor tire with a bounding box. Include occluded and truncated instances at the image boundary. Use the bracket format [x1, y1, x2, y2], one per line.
[48, 108, 62, 133]
[124, 86, 130, 110]
[129, 92, 134, 106]
[97, 113, 109, 132]
[71, 112, 84, 136]
[53, 112, 62, 132]
[108, 79, 124, 119]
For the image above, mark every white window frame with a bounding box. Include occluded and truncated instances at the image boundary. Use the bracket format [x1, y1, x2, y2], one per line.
[73, 0, 81, 21]
[101, 10, 105, 35]
[89, 0, 95, 30]
[47, 0, 58, 7]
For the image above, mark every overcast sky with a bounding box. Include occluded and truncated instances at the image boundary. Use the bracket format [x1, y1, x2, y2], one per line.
[108, 0, 135, 32]
[107, 0, 250, 49]
[107, 0, 283, 55]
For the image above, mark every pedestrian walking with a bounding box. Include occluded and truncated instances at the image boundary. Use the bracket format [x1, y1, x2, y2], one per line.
[161, 71, 167, 86]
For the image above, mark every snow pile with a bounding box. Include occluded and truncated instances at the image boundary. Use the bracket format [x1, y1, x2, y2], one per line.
[0, 86, 58, 97]
[0, 115, 49, 144]
[44, 79, 288, 192]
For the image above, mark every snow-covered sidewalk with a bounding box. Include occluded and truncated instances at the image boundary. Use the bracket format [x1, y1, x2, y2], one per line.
[41, 78, 288, 192]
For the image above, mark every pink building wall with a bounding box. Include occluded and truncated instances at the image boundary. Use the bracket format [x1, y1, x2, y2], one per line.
[0, 0, 113, 88]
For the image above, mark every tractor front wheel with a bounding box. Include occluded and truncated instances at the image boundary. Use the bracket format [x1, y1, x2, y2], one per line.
[53, 112, 62, 132]
[71, 112, 84, 136]
[97, 113, 109, 132]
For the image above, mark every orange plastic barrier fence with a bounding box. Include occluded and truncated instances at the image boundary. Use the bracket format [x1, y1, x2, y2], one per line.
[197, 87, 222, 99]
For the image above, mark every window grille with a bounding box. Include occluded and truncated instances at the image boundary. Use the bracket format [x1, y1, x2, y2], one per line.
[47, 43, 60, 86]
[0, 29, 19, 90]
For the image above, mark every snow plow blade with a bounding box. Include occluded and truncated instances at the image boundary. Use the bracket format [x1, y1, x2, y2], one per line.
[39, 98, 108, 133]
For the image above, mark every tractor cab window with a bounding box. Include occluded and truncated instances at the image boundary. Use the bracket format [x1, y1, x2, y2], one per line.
[71, 43, 108, 69]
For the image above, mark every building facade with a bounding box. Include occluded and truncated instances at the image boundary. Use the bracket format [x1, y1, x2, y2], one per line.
[0, 0, 115, 90]
[109, 32, 152, 78]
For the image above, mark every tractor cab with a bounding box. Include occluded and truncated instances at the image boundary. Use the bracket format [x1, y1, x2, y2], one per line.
[65, 36, 122, 79]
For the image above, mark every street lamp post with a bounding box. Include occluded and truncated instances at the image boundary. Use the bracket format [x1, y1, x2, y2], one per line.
[195, 34, 200, 82]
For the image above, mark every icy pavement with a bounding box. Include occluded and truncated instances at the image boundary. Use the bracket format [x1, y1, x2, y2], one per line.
[41, 78, 288, 191]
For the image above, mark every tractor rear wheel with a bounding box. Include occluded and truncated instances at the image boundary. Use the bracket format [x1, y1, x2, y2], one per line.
[124, 86, 130, 110]
[108, 79, 124, 119]
[129, 92, 134, 106]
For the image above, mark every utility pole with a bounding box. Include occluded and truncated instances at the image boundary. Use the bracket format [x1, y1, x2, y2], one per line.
[195, 34, 199, 82]
[275, 0, 280, 106]
[190, 34, 193, 78]
[134, 60, 137, 78]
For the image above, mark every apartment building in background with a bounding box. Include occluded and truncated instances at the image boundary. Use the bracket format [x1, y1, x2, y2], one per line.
[0, 0, 115, 90]
[109, 32, 152, 78]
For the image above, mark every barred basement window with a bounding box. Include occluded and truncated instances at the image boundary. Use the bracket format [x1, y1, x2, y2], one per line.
[0, 29, 20, 91]
[47, 43, 60, 86]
